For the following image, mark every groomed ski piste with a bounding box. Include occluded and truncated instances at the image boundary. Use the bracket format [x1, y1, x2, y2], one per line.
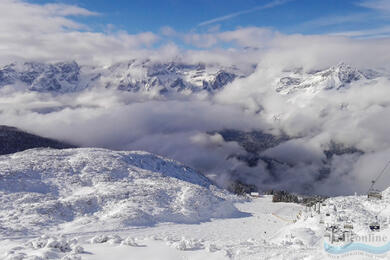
[0, 148, 389, 260]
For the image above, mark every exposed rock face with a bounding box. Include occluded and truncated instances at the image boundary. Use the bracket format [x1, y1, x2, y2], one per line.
[208, 71, 237, 90]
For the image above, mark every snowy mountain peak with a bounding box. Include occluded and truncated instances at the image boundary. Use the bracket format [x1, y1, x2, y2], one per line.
[276, 63, 367, 95]
[321, 62, 364, 86]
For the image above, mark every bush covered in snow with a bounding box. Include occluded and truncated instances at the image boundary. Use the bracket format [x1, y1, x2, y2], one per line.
[90, 234, 123, 244]
[168, 237, 204, 251]
[121, 237, 141, 247]
[3, 235, 84, 260]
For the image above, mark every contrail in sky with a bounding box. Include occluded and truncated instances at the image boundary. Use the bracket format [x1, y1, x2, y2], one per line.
[198, 0, 293, 27]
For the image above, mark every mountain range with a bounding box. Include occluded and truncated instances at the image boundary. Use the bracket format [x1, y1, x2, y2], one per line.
[1, 60, 383, 97]
[0, 60, 254, 95]
[276, 62, 383, 95]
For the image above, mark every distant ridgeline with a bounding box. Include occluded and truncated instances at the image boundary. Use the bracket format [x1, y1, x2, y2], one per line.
[0, 125, 75, 155]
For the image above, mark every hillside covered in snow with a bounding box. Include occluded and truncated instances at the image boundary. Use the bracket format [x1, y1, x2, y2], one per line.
[0, 148, 243, 238]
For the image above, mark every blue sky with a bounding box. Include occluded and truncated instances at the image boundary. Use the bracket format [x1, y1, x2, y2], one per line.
[28, 0, 390, 37]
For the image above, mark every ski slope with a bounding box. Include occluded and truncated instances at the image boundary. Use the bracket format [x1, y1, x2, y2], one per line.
[0, 148, 389, 259]
[1, 197, 308, 260]
[2, 193, 389, 259]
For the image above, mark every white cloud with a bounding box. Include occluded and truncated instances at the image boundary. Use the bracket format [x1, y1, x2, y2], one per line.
[43, 3, 99, 16]
[183, 27, 276, 49]
[294, 13, 369, 31]
[358, 0, 390, 12]
[0, 0, 160, 65]
[329, 26, 390, 38]
[2, 0, 390, 69]
[160, 26, 177, 36]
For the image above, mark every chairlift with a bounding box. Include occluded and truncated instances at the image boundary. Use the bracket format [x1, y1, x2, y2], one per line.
[330, 224, 338, 230]
[367, 161, 390, 200]
[369, 217, 380, 231]
[369, 222, 380, 231]
[368, 180, 382, 199]
[344, 223, 353, 230]
[368, 187, 382, 200]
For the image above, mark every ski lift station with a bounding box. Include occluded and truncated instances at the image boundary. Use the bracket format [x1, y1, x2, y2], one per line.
[249, 192, 261, 198]
[309, 160, 390, 245]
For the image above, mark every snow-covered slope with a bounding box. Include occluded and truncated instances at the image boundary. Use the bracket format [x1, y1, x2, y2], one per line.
[0, 148, 243, 238]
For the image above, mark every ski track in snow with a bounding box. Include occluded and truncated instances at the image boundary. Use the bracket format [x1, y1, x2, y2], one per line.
[2, 192, 389, 259]
[1, 197, 312, 260]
